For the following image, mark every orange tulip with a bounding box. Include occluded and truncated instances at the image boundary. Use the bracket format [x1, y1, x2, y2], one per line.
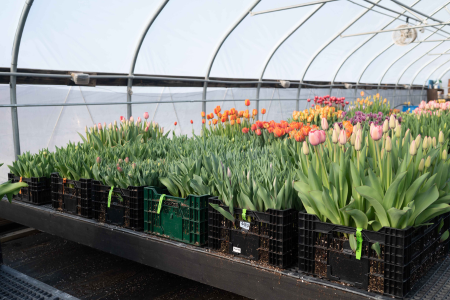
[261, 108, 266, 115]
[230, 119, 235, 125]
[202, 119, 206, 124]
[212, 119, 218, 125]
[208, 121, 211, 125]
[252, 109, 257, 116]
[360, 91, 364, 97]
[251, 124, 257, 131]
[245, 99, 250, 106]
[236, 118, 241, 124]
[174, 122, 177, 126]
[190, 120, 193, 124]
[242, 127, 249, 134]
[201, 111, 205, 117]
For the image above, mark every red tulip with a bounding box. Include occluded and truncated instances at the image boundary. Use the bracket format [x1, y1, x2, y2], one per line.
[307, 99, 311, 102]
[255, 129, 262, 136]
[190, 120, 193, 124]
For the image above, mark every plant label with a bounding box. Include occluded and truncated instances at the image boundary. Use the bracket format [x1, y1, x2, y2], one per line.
[232, 246, 241, 254]
[240, 221, 250, 231]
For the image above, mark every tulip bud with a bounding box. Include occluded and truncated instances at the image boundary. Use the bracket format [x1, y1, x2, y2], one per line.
[334, 123, 341, 137]
[443, 149, 448, 160]
[355, 122, 361, 132]
[355, 133, 362, 151]
[389, 115, 396, 129]
[114, 120, 117, 127]
[428, 136, 432, 148]
[433, 137, 437, 148]
[130, 116, 134, 122]
[423, 136, 428, 150]
[160, 127, 164, 134]
[132, 163, 136, 169]
[415, 135, 421, 150]
[227, 167, 232, 178]
[396, 124, 401, 138]
[439, 131, 444, 144]
[321, 118, 328, 130]
[117, 166, 123, 172]
[425, 156, 431, 168]
[386, 136, 392, 152]
[96, 157, 101, 164]
[405, 129, 410, 140]
[418, 159, 424, 171]
[302, 141, 310, 155]
[125, 157, 129, 163]
[332, 129, 338, 144]
[410, 140, 417, 156]
[144, 112, 149, 120]
[94, 124, 98, 131]
[145, 126, 149, 132]
[350, 132, 356, 146]
[85, 126, 88, 133]
[339, 130, 347, 145]
[383, 119, 389, 133]
[118, 159, 123, 164]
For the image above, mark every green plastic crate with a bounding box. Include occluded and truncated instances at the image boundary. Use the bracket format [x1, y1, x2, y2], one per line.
[144, 187, 209, 246]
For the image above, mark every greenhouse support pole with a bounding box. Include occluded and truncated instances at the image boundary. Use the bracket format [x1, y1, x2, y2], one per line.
[127, 0, 169, 119]
[203, 0, 261, 120]
[10, 0, 34, 161]
[255, 83, 260, 120]
[296, 83, 301, 112]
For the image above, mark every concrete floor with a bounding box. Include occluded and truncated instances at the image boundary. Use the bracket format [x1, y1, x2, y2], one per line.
[2, 232, 249, 300]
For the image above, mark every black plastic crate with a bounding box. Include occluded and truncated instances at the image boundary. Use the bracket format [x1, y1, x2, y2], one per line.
[51, 173, 92, 218]
[91, 181, 145, 231]
[298, 211, 450, 298]
[7, 173, 51, 205]
[208, 197, 298, 269]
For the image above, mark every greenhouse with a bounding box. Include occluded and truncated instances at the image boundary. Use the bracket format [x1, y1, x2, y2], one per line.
[1, 0, 450, 299]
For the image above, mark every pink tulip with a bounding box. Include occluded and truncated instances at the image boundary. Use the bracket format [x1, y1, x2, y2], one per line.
[309, 130, 321, 146]
[120, 116, 125, 122]
[338, 130, 347, 145]
[370, 125, 383, 141]
[137, 117, 141, 123]
[130, 116, 134, 122]
[98, 123, 102, 130]
[144, 112, 149, 120]
[321, 118, 329, 130]
[319, 130, 326, 144]
[145, 126, 149, 132]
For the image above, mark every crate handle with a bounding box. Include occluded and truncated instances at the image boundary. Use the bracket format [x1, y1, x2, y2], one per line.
[19, 177, 22, 194]
[356, 228, 363, 260]
[157, 194, 166, 214]
[107, 186, 114, 208]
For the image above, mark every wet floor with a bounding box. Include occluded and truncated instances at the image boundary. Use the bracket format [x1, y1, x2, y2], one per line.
[2, 232, 250, 300]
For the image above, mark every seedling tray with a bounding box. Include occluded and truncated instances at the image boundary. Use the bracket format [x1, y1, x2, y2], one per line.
[144, 187, 208, 246]
[51, 173, 92, 218]
[208, 197, 298, 269]
[7, 173, 51, 205]
[91, 181, 145, 231]
[298, 211, 450, 298]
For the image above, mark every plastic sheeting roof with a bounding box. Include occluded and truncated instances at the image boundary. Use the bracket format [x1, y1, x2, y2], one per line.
[2, 0, 450, 87]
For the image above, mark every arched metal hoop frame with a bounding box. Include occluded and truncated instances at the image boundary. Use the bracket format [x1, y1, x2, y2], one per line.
[9, 0, 449, 158]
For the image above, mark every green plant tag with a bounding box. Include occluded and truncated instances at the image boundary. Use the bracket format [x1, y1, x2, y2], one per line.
[157, 194, 165, 214]
[356, 228, 363, 260]
[242, 208, 247, 219]
[107, 186, 114, 208]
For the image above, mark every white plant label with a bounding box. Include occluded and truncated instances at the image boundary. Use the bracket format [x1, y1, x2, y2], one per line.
[240, 221, 250, 231]
[233, 246, 241, 254]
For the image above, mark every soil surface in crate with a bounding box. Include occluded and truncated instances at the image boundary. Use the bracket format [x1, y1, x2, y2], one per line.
[2, 232, 249, 300]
